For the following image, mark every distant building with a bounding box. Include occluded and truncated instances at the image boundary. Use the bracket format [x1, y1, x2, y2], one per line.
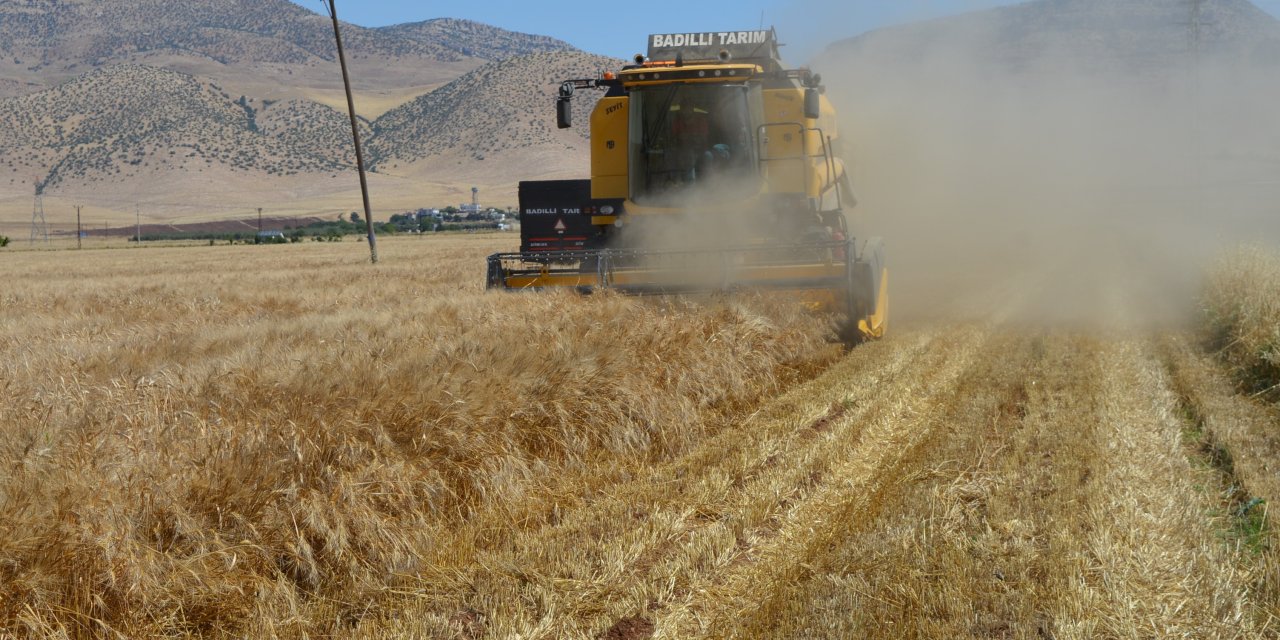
[460, 186, 482, 214]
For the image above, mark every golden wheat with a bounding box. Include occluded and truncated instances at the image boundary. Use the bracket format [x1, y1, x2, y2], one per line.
[1203, 246, 1280, 403]
[3, 236, 1278, 638]
[0, 235, 838, 637]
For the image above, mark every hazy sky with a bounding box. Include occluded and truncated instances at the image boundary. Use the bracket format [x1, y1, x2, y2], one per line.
[298, 0, 1280, 62]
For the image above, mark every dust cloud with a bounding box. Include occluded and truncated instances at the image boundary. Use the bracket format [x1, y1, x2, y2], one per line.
[812, 10, 1280, 328]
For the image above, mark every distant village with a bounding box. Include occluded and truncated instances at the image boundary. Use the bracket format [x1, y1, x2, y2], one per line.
[384, 187, 513, 234]
[386, 204, 512, 233]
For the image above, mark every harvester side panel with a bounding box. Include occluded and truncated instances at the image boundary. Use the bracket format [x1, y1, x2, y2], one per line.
[518, 180, 599, 254]
[590, 96, 629, 200]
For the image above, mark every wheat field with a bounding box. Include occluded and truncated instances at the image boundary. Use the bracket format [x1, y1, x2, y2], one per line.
[1, 236, 1278, 638]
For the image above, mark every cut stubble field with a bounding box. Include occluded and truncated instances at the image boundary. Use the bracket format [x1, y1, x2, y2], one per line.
[1, 236, 1277, 638]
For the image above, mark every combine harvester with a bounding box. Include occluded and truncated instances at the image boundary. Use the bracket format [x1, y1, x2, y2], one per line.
[487, 29, 887, 342]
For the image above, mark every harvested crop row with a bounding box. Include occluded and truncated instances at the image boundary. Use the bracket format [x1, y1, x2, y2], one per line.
[655, 326, 993, 638]
[1161, 334, 1280, 626]
[705, 332, 1040, 639]
[681, 334, 1261, 638]
[362, 325, 982, 637]
[0, 238, 841, 636]
[1162, 335, 1280, 515]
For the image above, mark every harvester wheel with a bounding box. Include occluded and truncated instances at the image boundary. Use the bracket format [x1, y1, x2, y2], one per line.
[840, 237, 887, 346]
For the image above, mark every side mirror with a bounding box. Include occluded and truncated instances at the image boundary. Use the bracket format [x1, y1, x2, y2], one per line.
[556, 96, 572, 129]
[803, 87, 820, 120]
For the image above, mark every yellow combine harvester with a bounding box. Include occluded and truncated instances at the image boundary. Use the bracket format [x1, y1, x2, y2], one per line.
[487, 29, 887, 342]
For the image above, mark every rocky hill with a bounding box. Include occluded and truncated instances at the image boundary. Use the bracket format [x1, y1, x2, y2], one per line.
[0, 48, 624, 214]
[0, 0, 572, 75]
[370, 51, 620, 167]
[0, 0, 578, 111]
[819, 0, 1280, 75]
[0, 47, 621, 193]
[377, 18, 575, 62]
[0, 1, 597, 219]
[0, 65, 360, 193]
[257, 98, 369, 168]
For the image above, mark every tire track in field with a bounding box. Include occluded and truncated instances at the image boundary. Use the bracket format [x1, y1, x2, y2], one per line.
[1160, 334, 1280, 515]
[1160, 334, 1280, 631]
[399, 325, 987, 638]
[668, 331, 1038, 638]
[1052, 338, 1250, 637]
[709, 333, 1259, 639]
[634, 326, 996, 638]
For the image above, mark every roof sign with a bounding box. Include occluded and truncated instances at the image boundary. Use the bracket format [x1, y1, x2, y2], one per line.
[647, 30, 776, 63]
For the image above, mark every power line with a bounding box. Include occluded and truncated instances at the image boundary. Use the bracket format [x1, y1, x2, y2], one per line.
[29, 192, 48, 245]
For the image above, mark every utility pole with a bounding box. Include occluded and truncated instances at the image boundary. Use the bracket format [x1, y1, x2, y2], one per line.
[1187, 0, 1206, 217]
[257, 207, 263, 244]
[324, 0, 378, 264]
[75, 205, 82, 249]
[136, 204, 141, 244]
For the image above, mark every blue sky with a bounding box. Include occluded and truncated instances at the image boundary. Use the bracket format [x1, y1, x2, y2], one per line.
[298, 0, 1280, 62]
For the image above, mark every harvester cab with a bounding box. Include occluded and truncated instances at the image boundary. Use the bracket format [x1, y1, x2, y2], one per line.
[487, 28, 888, 343]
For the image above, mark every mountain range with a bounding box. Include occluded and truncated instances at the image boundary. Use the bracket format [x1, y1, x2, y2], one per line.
[1, 0, 1278, 233]
[0, 0, 616, 229]
[818, 0, 1280, 74]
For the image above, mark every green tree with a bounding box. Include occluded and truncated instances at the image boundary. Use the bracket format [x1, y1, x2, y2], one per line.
[0, 236, 9, 247]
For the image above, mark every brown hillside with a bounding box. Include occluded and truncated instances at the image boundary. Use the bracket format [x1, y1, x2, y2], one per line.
[377, 18, 575, 62]
[0, 49, 627, 225]
[0, 64, 357, 193]
[257, 98, 371, 168]
[820, 0, 1280, 74]
[369, 51, 622, 168]
[0, 0, 490, 73]
[0, 1, 602, 223]
[0, 0, 575, 111]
